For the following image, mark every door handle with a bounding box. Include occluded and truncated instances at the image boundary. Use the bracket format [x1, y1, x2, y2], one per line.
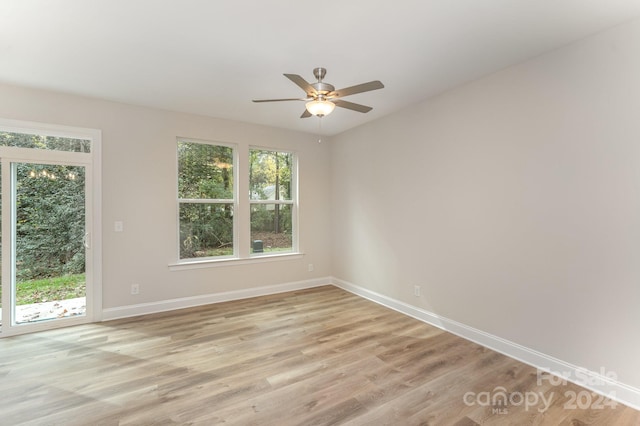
[83, 232, 91, 249]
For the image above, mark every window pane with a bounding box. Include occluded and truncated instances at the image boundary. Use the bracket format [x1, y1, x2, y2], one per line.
[180, 203, 233, 259]
[0, 132, 91, 152]
[250, 204, 292, 254]
[178, 142, 233, 199]
[249, 150, 292, 201]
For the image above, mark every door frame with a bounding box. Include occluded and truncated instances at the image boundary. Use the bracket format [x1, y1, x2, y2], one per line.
[0, 118, 101, 337]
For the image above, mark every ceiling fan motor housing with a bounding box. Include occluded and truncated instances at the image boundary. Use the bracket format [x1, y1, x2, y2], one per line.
[311, 82, 335, 97]
[311, 67, 334, 96]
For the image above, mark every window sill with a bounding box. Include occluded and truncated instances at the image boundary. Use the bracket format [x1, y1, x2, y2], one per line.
[168, 252, 304, 271]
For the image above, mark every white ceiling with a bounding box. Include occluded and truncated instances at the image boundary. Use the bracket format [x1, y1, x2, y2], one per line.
[1, 1, 640, 136]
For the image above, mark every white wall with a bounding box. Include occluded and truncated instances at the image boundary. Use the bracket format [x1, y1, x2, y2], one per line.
[331, 19, 640, 390]
[0, 83, 332, 310]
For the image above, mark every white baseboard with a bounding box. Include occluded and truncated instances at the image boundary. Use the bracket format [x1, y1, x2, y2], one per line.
[102, 277, 331, 321]
[331, 277, 640, 411]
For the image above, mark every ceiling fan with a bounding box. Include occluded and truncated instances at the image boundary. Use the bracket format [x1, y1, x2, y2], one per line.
[252, 67, 384, 118]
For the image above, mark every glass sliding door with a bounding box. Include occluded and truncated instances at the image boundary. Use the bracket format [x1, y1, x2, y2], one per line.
[12, 162, 87, 325]
[0, 120, 99, 335]
[0, 162, 2, 327]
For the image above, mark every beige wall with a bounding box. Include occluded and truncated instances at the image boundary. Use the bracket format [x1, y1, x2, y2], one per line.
[0, 83, 332, 309]
[331, 19, 640, 389]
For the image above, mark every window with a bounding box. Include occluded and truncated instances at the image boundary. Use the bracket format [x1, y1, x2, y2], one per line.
[177, 140, 235, 259]
[176, 141, 298, 264]
[249, 149, 296, 255]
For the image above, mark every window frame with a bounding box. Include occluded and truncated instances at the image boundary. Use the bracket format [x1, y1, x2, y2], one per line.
[249, 147, 298, 257]
[176, 138, 238, 262]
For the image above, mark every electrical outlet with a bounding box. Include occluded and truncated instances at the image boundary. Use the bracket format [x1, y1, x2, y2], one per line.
[308, 263, 314, 272]
[131, 283, 139, 295]
[414, 285, 421, 297]
[114, 221, 124, 232]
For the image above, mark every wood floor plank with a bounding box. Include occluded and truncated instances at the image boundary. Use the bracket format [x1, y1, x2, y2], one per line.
[0, 285, 638, 425]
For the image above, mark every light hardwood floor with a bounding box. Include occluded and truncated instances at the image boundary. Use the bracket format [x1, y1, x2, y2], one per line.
[0, 286, 638, 425]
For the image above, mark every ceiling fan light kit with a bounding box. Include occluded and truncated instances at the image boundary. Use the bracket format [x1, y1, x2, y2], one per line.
[253, 67, 384, 119]
[305, 99, 335, 117]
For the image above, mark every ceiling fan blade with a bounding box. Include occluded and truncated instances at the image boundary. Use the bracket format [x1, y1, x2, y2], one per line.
[252, 98, 306, 103]
[329, 80, 384, 98]
[333, 99, 373, 113]
[284, 74, 316, 96]
[300, 109, 312, 118]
